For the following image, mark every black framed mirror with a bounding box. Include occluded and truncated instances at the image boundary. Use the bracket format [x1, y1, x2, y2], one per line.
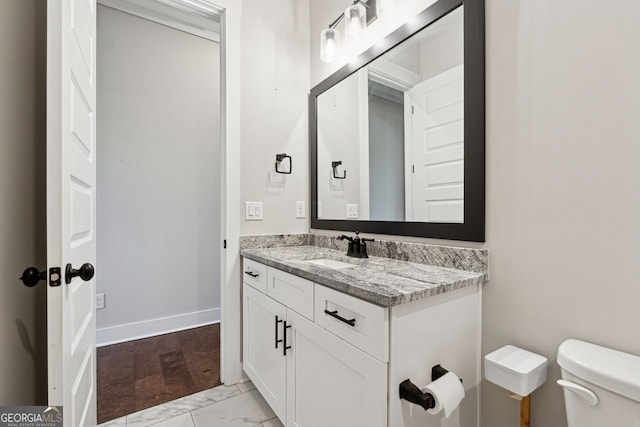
[310, 0, 484, 242]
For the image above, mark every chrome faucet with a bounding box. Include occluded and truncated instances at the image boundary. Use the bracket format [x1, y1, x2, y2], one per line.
[337, 231, 374, 258]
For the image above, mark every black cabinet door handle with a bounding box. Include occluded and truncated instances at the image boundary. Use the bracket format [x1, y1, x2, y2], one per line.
[244, 271, 259, 278]
[283, 321, 292, 356]
[324, 309, 356, 327]
[275, 316, 283, 349]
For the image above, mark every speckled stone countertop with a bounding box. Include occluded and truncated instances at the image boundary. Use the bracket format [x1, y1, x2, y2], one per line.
[240, 245, 486, 307]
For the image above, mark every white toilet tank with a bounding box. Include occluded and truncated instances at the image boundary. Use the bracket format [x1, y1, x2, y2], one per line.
[557, 339, 640, 427]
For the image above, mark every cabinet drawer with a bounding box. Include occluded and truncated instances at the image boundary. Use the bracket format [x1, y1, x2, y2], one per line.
[314, 284, 389, 362]
[243, 258, 267, 293]
[267, 267, 314, 320]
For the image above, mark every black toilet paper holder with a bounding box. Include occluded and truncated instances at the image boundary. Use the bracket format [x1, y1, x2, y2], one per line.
[399, 365, 462, 411]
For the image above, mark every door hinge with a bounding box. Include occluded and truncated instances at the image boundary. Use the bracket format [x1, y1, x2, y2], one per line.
[412, 165, 415, 173]
[49, 267, 61, 287]
[412, 105, 415, 114]
[223, 239, 227, 249]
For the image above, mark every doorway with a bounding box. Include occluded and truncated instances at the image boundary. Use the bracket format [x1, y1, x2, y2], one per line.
[94, 3, 222, 422]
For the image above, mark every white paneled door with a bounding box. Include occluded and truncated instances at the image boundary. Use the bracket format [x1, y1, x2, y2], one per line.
[407, 65, 464, 223]
[47, 0, 97, 425]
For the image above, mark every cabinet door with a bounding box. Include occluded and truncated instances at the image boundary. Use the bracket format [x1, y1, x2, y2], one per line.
[243, 284, 287, 422]
[286, 310, 387, 427]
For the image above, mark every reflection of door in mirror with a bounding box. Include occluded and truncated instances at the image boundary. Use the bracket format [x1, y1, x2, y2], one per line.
[370, 5, 463, 223]
[407, 64, 464, 223]
[366, 64, 464, 223]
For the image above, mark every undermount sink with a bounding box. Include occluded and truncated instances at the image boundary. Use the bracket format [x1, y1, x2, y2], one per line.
[303, 258, 358, 270]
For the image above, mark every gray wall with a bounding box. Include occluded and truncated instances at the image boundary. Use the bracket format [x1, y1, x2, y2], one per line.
[311, 0, 640, 426]
[482, 1, 640, 425]
[96, 6, 221, 344]
[0, 0, 47, 405]
[240, 0, 310, 235]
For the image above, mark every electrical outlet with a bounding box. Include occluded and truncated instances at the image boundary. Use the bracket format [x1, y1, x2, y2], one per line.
[296, 201, 305, 218]
[245, 201, 264, 220]
[96, 293, 105, 310]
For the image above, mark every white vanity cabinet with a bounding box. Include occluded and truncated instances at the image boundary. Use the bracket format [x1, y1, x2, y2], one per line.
[243, 284, 288, 420]
[243, 262, 387, 427]
[285, 309, 387, 427]
[242, 258, 481, 427]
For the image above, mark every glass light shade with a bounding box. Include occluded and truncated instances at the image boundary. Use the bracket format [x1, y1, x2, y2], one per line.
[344, 2, 366, 40]
[375, 0, 385, 18]
[320, 28, 340, 63]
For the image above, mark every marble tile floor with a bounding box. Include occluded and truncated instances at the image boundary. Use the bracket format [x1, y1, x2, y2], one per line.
[98, 381, 283, 427]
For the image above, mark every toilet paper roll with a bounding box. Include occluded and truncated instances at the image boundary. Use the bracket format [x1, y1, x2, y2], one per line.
[421, 372, 465, 418]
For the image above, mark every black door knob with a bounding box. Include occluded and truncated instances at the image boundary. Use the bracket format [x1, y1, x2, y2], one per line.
[65, 263, 95, 285]
[20, 267, 46, 287]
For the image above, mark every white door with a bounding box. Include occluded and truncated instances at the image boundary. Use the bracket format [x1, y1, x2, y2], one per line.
[243, 284, 288, 423]
[47, 0, 97, 425]
[286, 310, 387, 427]
[407, 65, 464, 223]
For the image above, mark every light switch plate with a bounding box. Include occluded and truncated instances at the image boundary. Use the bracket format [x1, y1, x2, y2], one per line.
[245, 201, 264, 220]
[296, 201, 305, 218]
[347, 203, 359, 218]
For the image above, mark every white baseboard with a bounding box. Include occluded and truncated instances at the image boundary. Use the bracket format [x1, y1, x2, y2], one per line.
[97, 307, 220, 347]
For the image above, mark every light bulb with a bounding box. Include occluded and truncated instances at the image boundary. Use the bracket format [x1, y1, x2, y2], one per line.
[344, 2, 366, 41]
[320, 28, 340, 63]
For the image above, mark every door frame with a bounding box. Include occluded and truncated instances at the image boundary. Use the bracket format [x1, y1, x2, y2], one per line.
[213, 0, 243, 387]
[94, 0, 243, 385]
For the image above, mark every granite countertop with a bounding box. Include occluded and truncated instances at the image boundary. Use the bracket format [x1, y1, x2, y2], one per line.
[240, 245, 487, 307]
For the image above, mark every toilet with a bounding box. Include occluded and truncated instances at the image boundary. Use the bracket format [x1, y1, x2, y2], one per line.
[557, 339, 640, 427]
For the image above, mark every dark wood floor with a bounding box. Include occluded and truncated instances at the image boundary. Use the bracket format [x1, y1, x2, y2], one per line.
[97, 324, 221, 424]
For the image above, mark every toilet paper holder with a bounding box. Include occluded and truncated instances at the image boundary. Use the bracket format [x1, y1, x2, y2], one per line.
[399, 365, 462, 410]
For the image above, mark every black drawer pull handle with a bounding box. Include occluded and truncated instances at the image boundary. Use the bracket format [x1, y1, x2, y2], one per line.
[283, 321, 292, 356]
[244, 271, 259, 278]
[275, 316, 283, 349]
[324, 309, 356, 327]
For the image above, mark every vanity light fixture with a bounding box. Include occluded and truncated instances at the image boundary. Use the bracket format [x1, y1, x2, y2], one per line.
[320, 0, 378, 63]
[345, 2, 366, 40]
[320, 27, 340, 63]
